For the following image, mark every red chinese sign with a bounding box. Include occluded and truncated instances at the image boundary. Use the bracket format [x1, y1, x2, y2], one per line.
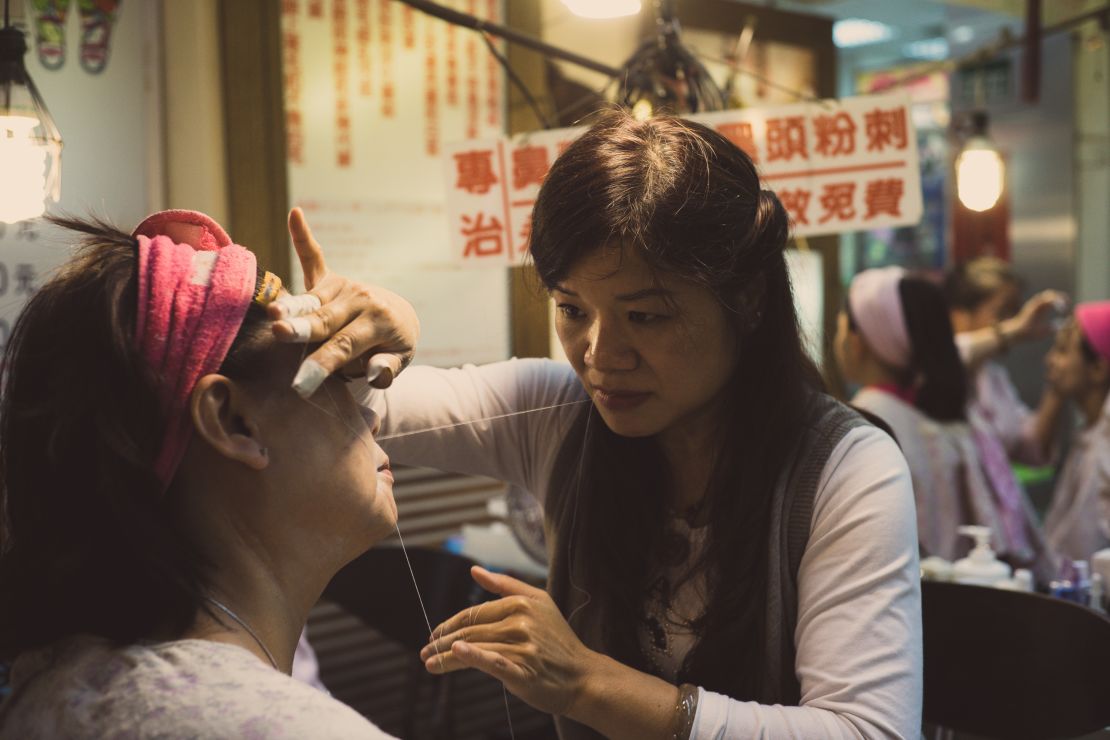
[281, 1, 304, 165]
[444, 129, 583, 264]
[696, 93, 921, 237]
[443, 94, 921, 264]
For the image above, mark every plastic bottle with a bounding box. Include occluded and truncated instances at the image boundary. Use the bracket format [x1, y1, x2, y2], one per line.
[920, 556, 953, 582]
[1074, 561, 1091, 605]
[952, 525, 1012, 587]
[998, 568, 1035, 592]
[1090, 573, 1106, 614]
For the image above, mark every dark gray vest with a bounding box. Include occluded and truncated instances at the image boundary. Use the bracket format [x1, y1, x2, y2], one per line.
[547, 393, 869, 739]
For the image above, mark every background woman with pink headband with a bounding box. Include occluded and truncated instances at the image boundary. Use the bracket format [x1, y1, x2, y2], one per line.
[944, 257, 1069, 470]
[836, 267, 1052, 578]
[0, 210, 415, 738]
[1041, 301, 1110, 562]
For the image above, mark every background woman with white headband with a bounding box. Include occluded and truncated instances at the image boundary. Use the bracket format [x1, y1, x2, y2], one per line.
[835, 267, 1052, 577]
[0, 211, 414, 738]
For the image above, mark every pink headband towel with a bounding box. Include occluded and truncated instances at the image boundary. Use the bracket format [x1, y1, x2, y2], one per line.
[849, 266, 911, 369]
[132, 210, 258, 488]
[1076, 300, 1110, 363]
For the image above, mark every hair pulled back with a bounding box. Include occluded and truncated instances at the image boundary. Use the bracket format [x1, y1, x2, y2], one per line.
[900, 276, 968, 422]
[533, 109, 821, 701]
[0, 217, 271, 659]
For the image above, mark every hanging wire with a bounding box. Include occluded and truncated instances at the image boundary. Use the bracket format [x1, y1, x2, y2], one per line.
[480, 31, 555, 130]
[694, 49, 824, 105]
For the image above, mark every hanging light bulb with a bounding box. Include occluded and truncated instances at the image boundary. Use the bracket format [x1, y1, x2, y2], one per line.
[0, 0, 63, 224]
[561, 0, 642, 20]
[956, 111, 1004, 212]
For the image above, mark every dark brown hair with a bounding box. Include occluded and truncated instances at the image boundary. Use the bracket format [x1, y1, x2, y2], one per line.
[944, 256, 1023, 313]
[0, 217, 271, 660]
[847, 275, 968, 422]
[533, 109, 821, 701]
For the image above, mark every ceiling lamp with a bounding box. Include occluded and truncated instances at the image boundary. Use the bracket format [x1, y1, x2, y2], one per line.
[561, 0, 642, 19]
[833, 18, 895, 49]
[0, 0, 63, 224]
[956, 111, 1004, 212]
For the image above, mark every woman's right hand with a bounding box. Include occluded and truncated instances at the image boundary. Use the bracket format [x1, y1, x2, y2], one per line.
[1004, 290, 1068, 343]
[272, 208, 420, 397]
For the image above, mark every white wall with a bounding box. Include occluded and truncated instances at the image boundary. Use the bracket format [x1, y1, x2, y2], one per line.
[161, 0, 228, 224]
[0, 0, 162, 352]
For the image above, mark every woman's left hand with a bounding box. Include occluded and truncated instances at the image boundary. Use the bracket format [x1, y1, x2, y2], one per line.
[420, 566, 601, 717]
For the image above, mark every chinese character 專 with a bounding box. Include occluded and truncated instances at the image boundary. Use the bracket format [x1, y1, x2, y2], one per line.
[454, 149, 499, 195]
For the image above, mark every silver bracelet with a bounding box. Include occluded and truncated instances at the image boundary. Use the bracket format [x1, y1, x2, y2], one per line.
[672, 683, 699, 740]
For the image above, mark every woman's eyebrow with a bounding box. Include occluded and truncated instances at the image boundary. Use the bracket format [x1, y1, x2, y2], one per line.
[551, 285, 672, 302]
[614, 287, 672, 301]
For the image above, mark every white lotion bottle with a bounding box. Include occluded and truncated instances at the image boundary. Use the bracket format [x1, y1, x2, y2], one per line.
[953, 525, 1012, 588]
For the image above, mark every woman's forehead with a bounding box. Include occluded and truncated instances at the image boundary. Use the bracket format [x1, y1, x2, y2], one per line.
[560, 245, 682, 293]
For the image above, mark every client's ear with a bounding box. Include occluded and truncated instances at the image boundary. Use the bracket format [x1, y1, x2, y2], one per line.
[190, 375, 270, 470]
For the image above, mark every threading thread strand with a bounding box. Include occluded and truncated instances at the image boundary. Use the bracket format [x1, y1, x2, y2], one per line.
[565, 405, 594, 627]
[376, 399, 591, 441]
[295, 351, 547, 726]
[301, 388, 444, 670]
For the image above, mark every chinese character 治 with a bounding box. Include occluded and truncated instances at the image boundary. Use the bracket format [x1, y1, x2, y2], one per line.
[461, 212, 505, 258]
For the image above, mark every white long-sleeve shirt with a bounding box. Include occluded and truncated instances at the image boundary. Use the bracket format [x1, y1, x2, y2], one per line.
[368, 359, 923, 739]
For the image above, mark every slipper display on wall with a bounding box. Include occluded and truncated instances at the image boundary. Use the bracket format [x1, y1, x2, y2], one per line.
[30, 0, 71, 71]
[77, 0, 120, 74]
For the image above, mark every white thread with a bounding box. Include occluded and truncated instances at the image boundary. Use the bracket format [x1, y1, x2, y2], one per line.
[377, 399, 590, 441]
[294, 346, 581, 737]
[302, 360, 450, 668]
[565, 405, 594, 627]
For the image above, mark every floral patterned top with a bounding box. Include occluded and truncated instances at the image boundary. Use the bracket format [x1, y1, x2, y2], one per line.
[0, 635, 394, 739]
